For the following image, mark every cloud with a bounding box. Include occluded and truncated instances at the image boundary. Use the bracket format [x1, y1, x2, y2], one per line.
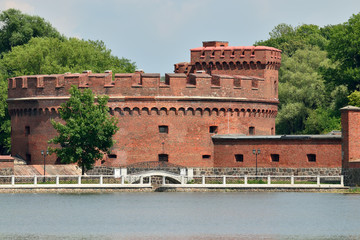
[0, 0, 35, 13]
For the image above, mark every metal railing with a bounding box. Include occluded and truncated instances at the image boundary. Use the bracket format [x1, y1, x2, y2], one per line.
[0, 174, 345, 188]
[164, 175, 345, 187]
[0, 175, 152, 187]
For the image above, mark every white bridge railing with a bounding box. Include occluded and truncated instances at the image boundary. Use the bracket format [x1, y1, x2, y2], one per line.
[0, 175, 152, 187]
[0, 174, 345, 188]
[163, 175, 345, 188]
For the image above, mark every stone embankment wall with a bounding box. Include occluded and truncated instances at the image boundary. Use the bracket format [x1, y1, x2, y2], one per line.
[87, 166, 341, 177]
[192, 167, 342, 176]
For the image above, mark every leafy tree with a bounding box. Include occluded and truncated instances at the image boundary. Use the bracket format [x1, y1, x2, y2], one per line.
[348, 90, 360, 107]
[303, 108, 341, 134]
[0, 9, 63, 53]
[255, 23, 329, 56]
[326, 13, 360, 91]
[1, 37, 136, 76]
[49, 86, 119, 174]
[276, 46, 333, 134]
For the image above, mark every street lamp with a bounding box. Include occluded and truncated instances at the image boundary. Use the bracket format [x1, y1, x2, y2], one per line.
[252, 149, 261, 177]
[41, 150, 49, 182]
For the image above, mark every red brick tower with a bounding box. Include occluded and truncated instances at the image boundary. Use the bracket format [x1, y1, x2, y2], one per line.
[8, 42, 281, 167]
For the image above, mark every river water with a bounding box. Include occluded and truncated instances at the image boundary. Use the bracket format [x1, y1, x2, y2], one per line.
[0, 192, 359, 239]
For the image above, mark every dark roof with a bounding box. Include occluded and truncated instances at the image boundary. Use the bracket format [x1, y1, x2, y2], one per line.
[212, 134, 342, 140]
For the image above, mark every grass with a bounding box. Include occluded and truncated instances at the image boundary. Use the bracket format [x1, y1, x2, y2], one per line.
[348, 187, 360, 193]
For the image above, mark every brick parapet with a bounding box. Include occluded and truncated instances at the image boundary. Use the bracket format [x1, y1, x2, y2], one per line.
[7, 72, 278, 102]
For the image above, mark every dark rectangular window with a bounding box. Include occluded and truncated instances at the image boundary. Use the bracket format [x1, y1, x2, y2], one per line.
[307, 154, 316, 162]
[235, 154, 243, 162]
[26, 154, 31, 163]
[159, 154, 168, 162]
[202, 155, 211, 160]
[234, 78, 241, 88]
[159, 125, 169, 133]
[209, 126, 218, 134]
[249, 126, 255, 135]
[108, 154, 117, 159]
[25, 126, 30, 136]
[271, 154, 279, 162]
[252, 79, 258, 88]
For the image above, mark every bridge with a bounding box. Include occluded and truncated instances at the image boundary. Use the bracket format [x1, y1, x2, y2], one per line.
[119, 161, 192, 184]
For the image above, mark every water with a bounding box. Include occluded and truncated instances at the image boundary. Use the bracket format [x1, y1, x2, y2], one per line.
[0, 192, 359, 239]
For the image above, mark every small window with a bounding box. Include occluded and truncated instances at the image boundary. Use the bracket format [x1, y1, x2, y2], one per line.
[252, 80, 258, 88]
[26, 154, 31, 163]
[55, 157, 62, 164]
[307, 154, 316, 162]
[25, 126, 30, 136]
[249, 126, 255, 135]
[202, 155, 211, 160]
[159, 154, 168, 162]
[271, 154, 279, 162]
[234, 78, 241, 88]
[209, 126, 218, 134]
[108, 154, 117, 159]
[159, 125, 169, 133]
[235, 154, 243, 162]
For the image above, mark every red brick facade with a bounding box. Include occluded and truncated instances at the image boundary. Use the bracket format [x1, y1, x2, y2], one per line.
[5, 41, 359, 175]
[213, 136, 342, 168]
[7, 42, 279, 166]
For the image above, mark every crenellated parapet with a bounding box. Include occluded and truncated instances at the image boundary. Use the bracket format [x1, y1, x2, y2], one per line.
[175, 41, 281, 75]
[8, 70, 278, 101]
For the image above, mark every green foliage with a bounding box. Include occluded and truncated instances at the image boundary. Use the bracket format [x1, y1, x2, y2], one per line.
[255, 23, 329, 56]
[276, 46, 336, 134]
[326, 13, 360, 91]
[49, 86, 119, 174]
[2, 37, 136, 76]
[0, 9, 63, 54]
[303, 108, 341, 134]
[348, 91, 360, 107]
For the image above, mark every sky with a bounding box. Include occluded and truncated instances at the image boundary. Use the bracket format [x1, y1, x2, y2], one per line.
[1, 0, 360, 74]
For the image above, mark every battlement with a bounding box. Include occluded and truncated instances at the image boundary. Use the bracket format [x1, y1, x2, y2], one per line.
[8, 71, 277, 101]
[174, 42, 281, 77]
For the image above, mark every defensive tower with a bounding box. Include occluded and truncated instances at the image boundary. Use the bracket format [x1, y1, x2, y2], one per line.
[7, 42, 281, 167]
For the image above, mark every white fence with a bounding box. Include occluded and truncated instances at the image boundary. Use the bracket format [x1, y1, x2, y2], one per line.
[0, 174, 345, 188]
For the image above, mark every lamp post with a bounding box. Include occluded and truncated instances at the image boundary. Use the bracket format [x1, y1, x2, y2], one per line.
[252, 149, 261, 177]
[41, 150, 49, 182]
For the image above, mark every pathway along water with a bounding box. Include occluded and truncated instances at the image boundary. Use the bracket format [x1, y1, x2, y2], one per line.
[0, 192, 359, 239]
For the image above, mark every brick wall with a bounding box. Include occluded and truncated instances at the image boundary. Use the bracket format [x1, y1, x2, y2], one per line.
[213, 136, 342, 168]
[0, 156, 14, 175]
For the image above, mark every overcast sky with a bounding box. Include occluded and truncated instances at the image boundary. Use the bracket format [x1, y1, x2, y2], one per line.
[1, 0, 360, 74]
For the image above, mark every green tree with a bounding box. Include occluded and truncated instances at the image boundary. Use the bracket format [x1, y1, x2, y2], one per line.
[326, 13, 360, 91]
[49, 86, 119, 174]
[2, 37, 136, 76]
[276, 46, 333, 134]
[348, 90, 360, 107]
[255, 23, 329, 56]
[0, 9, 63, 53]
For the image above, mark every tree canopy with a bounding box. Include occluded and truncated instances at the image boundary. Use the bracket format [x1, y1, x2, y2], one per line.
[0, 9, 63, 54]
[49, 86, 119, 174]
[254, 15, 360, 134]
[1, 37, 136, 76]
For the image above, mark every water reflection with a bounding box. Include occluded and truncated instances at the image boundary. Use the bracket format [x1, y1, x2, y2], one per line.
[0, 192, 359, 239]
